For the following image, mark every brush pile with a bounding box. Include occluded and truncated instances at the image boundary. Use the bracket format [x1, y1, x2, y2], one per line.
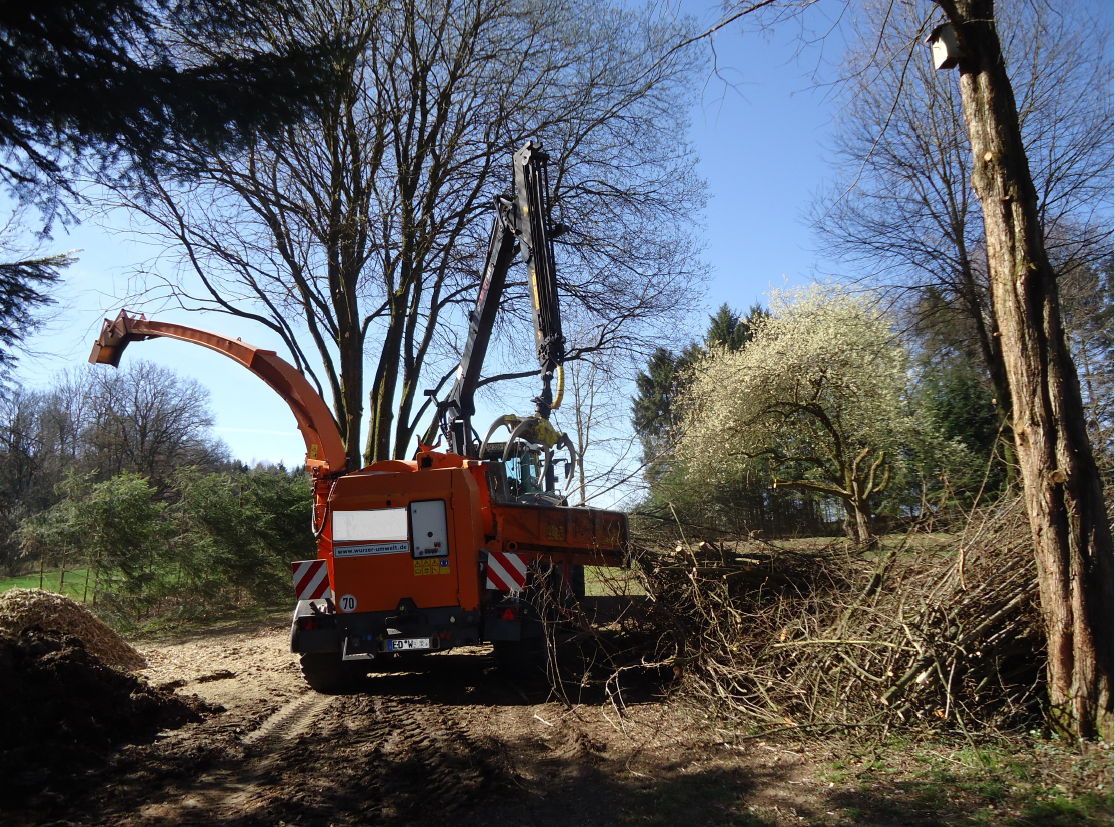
[636, 494, 1044, 732]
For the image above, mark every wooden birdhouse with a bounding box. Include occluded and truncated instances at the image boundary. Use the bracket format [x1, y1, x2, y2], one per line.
[927, 23, 960, 71]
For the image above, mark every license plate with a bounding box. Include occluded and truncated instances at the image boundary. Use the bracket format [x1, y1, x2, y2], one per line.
[386, 638, 431, 652]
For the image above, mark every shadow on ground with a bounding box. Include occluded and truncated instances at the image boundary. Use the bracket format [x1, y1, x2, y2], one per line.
[1, 643, 791, 827]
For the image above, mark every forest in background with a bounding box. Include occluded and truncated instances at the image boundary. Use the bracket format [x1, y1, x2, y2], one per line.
[0, 362, 313, 625]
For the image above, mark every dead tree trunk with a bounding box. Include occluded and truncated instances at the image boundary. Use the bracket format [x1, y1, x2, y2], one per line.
[940, 0, 1113, 738]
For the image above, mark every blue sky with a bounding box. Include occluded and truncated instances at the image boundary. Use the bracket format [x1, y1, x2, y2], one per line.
[6, 9, 908, 470]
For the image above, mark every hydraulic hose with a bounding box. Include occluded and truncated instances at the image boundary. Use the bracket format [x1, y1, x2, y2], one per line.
[551, 365, 564, 411]
[311, 477, 339, 539]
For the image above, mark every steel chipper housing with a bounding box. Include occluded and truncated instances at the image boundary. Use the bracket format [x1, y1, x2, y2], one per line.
[89, 141, 627, 691]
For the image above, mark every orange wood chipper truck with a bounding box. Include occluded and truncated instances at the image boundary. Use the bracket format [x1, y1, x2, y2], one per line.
[89, 142, 627, 692]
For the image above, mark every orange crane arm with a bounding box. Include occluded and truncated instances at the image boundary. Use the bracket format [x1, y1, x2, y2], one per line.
[89, 310, 348, 476]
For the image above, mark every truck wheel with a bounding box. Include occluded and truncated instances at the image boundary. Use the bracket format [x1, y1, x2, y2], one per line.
[299, 652, 361, 694]
[493, 636, 549, 678]
[569, 564, 586, 601]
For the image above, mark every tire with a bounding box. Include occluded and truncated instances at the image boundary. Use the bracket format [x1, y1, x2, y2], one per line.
[493, 636, 549, 678]
[569, 564, 586, 601]
[298, 652, 362, 694]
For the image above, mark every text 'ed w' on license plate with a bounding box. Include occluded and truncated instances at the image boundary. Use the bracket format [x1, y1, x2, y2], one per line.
[386, 638, 431, 652]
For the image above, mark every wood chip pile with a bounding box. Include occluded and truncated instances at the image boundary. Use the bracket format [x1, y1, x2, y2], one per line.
[0, 588, 146, 672]
[0, 626, 207, 788]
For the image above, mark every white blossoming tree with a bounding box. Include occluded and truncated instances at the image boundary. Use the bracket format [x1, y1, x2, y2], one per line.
[678, 285, 916, 547]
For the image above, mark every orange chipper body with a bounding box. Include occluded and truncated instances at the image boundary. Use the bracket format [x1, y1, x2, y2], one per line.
[90, 311, 627, 686]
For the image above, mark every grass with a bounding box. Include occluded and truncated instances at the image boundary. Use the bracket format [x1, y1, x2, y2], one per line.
[124, 602, 291, 641]
[0, 568, 92, 602]
[603, 728, 1111, 827]
[623, 771, 764, 826]
[584, 565, 647, 597]
[1, 566, 289, 638]
[770, 532, 957, 558]
[820, 734, 1113, 826]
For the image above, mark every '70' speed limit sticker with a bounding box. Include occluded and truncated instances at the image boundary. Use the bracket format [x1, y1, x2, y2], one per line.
[339, 594, 357, 613]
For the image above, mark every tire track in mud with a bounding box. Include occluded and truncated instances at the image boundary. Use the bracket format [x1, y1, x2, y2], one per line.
[122, 692, 339, 824]
[366, 696, 495, 819]
[143, 690, 504, 825]
[279, 693, 503, 823]
[242, 691, 332, 747]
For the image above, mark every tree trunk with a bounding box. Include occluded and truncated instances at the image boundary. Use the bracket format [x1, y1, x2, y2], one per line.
[392, 375, 419, 461]
[840, 498, 872, 548]
[365, 298, 407, 464]
[843, 451, 878, 549]
[392, 293, 436, 460]
[944, 0, 1113, 738]
[336, 328, 365, 471]
[325, 106, 369, 472]
[957, 248, 1017, 480]
[854, 505, 873, 549]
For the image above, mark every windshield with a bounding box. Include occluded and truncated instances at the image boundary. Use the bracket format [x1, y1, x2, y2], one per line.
[503, 449, 542, 497]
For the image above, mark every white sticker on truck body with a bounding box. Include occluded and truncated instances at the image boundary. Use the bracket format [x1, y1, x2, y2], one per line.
[333, 507, 409, 544]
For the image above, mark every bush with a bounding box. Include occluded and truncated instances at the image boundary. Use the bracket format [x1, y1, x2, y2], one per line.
[169, 466, 314, 611]
[16, 466, 314, 624]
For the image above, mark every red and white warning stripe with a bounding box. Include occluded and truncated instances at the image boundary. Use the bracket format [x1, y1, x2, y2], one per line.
[291, 559, 331, 600]
[485, 550, 527, 593]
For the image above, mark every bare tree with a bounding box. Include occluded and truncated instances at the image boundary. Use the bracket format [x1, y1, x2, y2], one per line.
[84, 362, 228, 479]
[39, 369, 95, 465]
[812, 0, 1112, 468]
[919, 0, 1110, 741]
[1058, 257, 1113, 460]
[556, 333, 639, 507]
[112, 0, 706, 468]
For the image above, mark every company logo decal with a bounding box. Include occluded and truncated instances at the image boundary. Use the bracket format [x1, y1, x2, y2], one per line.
[334, 542, 410, 557]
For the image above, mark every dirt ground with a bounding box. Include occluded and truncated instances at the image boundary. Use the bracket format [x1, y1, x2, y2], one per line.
[5, 612, 1111, 827]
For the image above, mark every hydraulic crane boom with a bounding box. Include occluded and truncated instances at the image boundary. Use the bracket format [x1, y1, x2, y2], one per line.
[515, 141, 566, 421]
[435, 141, 566, 458]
